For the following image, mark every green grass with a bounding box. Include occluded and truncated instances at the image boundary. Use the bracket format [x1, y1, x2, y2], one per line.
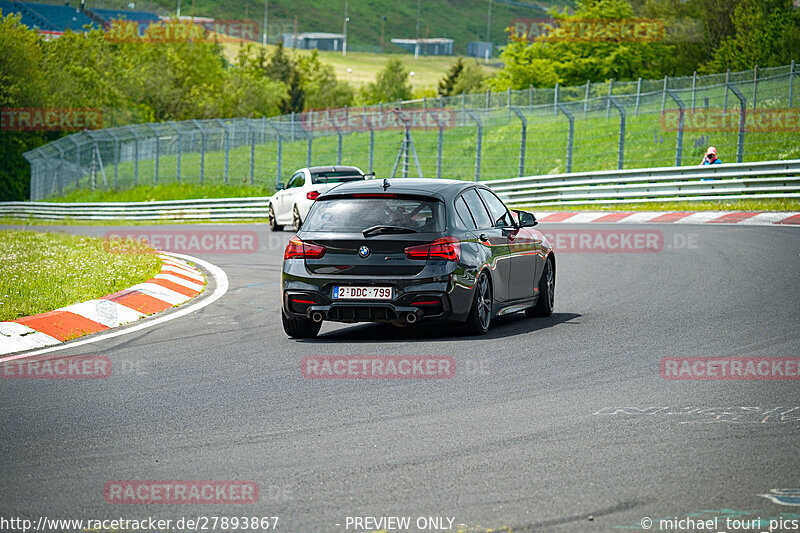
[49, 183, 274, 203]
[220, 43, 499, 91]
[46, 75, 800, 207]
[151, 0, 567, 55]
[0, 230, 162, 321]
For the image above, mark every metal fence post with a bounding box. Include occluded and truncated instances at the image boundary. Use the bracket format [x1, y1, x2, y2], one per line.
[290, 111, 295, 142]
[248, 120, 256, 185]
[85, 131, 107, 189]
[635, 77, 642, 117]
[330, 109, 342, 165]
[727, 82, 747, 163]
[71, 136, 81, 189]
[605, 79, 613, 118]
[724, 69, 730, 112]
[583, 80, 590, 117]
[608, 97, 626, 170]
[661, 75, 668, 114]
[666, 90, 685, 166]
[192, 120, 206, 183]
[752, 64, 758, 110]
[485, 89, 490, 109]
[554, 82, 559, 117]
[307, 110, 313, 167]
[168, 121, 181, 182]
[430, 111, 445, 179]
[507, 88, 511, 119]
[215, 119, 230, 184]
[54, 144, 65, 196]
[127, 126, 139, 186]
[790, 60, 796, 107]
[691, 71, 697, 112]
[465, 109, 482, 181]
[510, 107, 527, 177]
[529, 84, 533, 108]
[146, 124, 159, 184]
[107, 129, 120, 188]
[266, 120, 283, 186]
[364, 111, 374, 174]
[557, 104, 574, 173]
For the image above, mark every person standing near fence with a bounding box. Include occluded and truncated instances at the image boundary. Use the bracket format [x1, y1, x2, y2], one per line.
[700, 146, 721, 165]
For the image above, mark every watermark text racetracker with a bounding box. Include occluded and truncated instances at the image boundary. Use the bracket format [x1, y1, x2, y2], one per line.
[541, 229, 698, 253]
[0, 515, 280, 532]
[1, 107, 102, 132]
[104, 229, 259, 254]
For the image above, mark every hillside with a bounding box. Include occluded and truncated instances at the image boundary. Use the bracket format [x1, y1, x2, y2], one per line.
[148, 0, 573, 54]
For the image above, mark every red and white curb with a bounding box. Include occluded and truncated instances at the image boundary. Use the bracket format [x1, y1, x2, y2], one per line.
[533, 211, 800, 226]
[0, 254, 205, 356]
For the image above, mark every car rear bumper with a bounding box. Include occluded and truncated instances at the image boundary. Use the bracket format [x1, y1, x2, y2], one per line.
[281, 261, 474, 323]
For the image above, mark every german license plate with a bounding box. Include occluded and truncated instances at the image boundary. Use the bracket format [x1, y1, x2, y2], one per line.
[332, 286, 392, 300]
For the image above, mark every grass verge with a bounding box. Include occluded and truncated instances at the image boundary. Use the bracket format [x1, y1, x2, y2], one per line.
[48, 183, 274, 203]
[0, 230, 162, 321]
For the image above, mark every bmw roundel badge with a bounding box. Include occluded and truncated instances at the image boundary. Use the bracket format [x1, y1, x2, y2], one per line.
[358, 245, 371, 258]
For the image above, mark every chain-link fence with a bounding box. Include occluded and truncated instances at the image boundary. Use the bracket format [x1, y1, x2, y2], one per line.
[24, 62, 799, 200]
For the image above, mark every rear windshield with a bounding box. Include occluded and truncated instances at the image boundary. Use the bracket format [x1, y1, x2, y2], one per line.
[302, 197, 445, 233]
[311, 171, 365, 184]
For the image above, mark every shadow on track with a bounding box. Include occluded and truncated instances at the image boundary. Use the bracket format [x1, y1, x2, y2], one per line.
[299, 312, 582, 344]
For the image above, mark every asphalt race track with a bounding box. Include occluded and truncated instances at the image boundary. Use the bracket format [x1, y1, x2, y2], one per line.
[1, 222, 799, 533]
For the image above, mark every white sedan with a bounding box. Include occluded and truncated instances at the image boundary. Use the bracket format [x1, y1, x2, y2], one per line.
[268, 166, 368, 232]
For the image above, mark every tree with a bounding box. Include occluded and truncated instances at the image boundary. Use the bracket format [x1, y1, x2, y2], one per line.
[296, 51, 353, 109]
[438, 58, 464, 97]
[359, 58, 412, 104]
[0, 12, 48, 201]
[704, 0, 800, 72]
[264, 42, 304, 113]
[489, 0, 677, 87]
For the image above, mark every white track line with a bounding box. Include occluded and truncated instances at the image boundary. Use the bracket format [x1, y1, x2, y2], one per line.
[0, 253, 228, 362]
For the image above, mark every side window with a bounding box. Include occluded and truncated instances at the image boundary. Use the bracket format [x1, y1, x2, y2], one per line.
[462, 189, 493, 229]
[288, 172, 305, 188]
[454, 196, 477, 230]
[478, 188, 513, 228]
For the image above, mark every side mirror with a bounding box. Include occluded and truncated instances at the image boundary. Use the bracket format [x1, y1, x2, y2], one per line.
[517, 210, 537, 227]
[364, 172, 376, 179]
[276, 182, 285, 191]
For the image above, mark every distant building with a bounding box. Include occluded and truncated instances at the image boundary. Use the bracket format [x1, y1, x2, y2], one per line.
[467, 41, 494, 60]
[391, 38, 453, 57]
[281, 32, 344, 51]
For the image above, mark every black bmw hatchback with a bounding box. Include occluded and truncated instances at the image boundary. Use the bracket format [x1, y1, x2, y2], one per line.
[281, 178, 555, 338]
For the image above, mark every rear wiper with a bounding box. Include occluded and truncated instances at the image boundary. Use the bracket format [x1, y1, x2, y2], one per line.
[362, 225, 417, 237]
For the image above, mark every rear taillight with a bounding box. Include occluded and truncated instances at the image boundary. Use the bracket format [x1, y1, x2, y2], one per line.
[306, 191, 320, 200]
[404, 237, 460, 262]
[284, 237, 326, 260]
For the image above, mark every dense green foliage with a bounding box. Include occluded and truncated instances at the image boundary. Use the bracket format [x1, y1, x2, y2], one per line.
[493, 0, 800, 89]
[2, 0, 798, 200]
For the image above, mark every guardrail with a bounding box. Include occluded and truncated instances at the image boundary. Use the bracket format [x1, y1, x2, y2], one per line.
[0, 197, 271, 220]
[486, 159, 800, 206]
[2, 160, 799, 220]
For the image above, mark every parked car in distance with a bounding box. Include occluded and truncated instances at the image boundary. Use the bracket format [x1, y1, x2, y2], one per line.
[268, 166, 369, 232]
[280, 178, 555, 338]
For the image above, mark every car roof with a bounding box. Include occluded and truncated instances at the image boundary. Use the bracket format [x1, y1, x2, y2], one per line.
[319, 178, 481, 200]
[305, 165, 364, 174]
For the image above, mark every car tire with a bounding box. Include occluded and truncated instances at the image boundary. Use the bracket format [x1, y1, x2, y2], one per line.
[527, 257, 554, 317]
[269, 205, 283, 232]
[292, 206, 302, 233]
[282, 311, 321, 339]
[463, 271, 492, 335]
